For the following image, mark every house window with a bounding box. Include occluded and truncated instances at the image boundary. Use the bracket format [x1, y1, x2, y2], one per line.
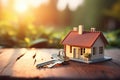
[81, 48, 85, 55]
[84, 48, 85, 53]
[99, 47, 103, 54]
[80, 48, 83, 55]
[81, 48, 83, 55]
[93, 47, 96, 55]
[70, 46, 72, 53]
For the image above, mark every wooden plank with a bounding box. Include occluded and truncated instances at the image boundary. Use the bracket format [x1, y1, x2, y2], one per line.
[105, 49, 120, 66]
[70, 61, 120, 79]
[0, 49, 19, 74]
[0, 48, 120, 79]
[5, 49, 60, 78]
[0, 48, 27, 75]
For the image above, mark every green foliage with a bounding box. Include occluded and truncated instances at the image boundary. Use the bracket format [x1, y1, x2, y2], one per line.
[104, 29, 120, 48]
[0, 21, 71, 48]
[83, 53, 91, 58]
[47, 27, 71, 48]
[104, 0, 120, 20]
[0, 20, 119, 48]
[0, 21, 18, 47]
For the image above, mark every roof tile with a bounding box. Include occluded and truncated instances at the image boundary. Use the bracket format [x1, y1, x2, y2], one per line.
[62, 31, 108, 47]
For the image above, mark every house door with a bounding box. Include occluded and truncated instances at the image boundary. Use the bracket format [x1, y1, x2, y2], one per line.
[73, 48, 76, 58]
[78, 49, 81, 58]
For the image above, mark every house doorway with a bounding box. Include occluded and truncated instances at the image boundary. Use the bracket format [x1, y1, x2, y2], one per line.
[73, 48, 76, 58]
[78, 49, 81, 59]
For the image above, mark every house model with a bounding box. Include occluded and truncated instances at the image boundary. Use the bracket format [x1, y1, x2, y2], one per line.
[61, 25, 112, 63]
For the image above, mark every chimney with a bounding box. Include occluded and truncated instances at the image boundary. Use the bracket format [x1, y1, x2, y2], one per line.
[78, 25, 83, 34]
[73, 27, 77, 31]
[91, 28, 96, 32]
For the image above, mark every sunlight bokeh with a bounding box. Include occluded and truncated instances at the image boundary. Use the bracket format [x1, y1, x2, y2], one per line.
[30, 0, 84, 11]
[14, 0, 49, 13]
[1, 0, 8, 6]
[29, 0, 49, 8]
[14, 0, 28, 13]
[2, 0, 84, 12]
[57, 0, 84, 11]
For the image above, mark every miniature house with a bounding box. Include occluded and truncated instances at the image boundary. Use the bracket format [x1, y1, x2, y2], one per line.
[61, 25, 111, 63]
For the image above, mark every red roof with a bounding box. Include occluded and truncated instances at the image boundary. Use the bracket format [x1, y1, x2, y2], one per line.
[61, 31, 108, 48]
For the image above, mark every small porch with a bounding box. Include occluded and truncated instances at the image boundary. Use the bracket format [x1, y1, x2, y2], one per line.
[72, 47, 91, 60]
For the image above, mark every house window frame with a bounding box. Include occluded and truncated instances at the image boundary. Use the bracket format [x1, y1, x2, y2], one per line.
[81, 48, 85, 55]
[93, 47, 96, 55]
[83, 48, 85, 53]
[70, 46, 72, 53]
[99, 47, 103, 54]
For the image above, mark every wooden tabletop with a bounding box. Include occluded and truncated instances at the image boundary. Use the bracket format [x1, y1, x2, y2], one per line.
[0, 48, 120, 80]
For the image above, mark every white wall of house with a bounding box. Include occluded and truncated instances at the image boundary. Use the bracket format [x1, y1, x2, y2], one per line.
[91, 37, 104, 60]
[66, 45, 72, 58]
[65, 36, 105, 60]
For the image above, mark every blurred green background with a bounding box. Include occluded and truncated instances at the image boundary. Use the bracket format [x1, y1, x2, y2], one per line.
[0, 0, 120, 48]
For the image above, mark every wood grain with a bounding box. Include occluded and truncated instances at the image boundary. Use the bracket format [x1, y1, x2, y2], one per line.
[0, 48, 120, 80]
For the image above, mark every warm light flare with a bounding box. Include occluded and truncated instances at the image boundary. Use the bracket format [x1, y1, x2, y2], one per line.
[14, 0, 28, 13]
[14, 0, 49, 13]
